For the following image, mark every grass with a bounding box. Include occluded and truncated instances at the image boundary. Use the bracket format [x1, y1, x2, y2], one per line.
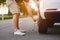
[0, 16, 12, 20]
[0, 15, 28, 20]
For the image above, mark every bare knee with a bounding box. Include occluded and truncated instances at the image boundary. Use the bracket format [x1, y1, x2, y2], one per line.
[13, 13, 20, 17]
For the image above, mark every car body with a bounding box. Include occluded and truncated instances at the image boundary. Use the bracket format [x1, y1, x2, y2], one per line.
[38, 0, 60, 33]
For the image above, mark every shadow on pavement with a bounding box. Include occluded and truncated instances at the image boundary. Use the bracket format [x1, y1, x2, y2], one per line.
[47, 25, 60, 35]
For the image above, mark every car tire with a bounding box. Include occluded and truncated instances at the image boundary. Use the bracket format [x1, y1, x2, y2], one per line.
[38, 19, 48, 34]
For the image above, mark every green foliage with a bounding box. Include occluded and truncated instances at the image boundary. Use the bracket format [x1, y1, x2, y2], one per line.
[0, 0, 6, 4]
[18, 2, 28, 16]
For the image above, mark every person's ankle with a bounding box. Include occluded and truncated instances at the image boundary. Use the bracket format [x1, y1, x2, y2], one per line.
[14, 29, 19, 32]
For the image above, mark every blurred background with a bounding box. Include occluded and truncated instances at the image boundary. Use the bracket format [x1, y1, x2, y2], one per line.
[0, 0, 38, 20]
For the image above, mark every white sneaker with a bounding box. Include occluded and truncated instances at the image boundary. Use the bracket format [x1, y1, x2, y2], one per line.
[19, 29, 26, 33]
[14, 30, 26, 36]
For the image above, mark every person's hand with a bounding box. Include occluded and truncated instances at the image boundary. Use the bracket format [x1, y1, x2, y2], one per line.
[32, 18, 38, 23]
[33, 19, 37, 22]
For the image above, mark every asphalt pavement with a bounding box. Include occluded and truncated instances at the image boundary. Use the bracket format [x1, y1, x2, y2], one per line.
[0, 17, 60, 40]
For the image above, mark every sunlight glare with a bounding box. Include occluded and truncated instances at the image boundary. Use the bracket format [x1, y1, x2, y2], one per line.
[0, 4, 8, 14]
[29, 0, 38, 11]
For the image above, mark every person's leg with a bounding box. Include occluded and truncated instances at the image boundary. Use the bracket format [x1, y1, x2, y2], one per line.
[13, 13, 25, 35]
[13, 13, 20, 32]
[26, 5, 36, 22]
[23, 1, 37, 22]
